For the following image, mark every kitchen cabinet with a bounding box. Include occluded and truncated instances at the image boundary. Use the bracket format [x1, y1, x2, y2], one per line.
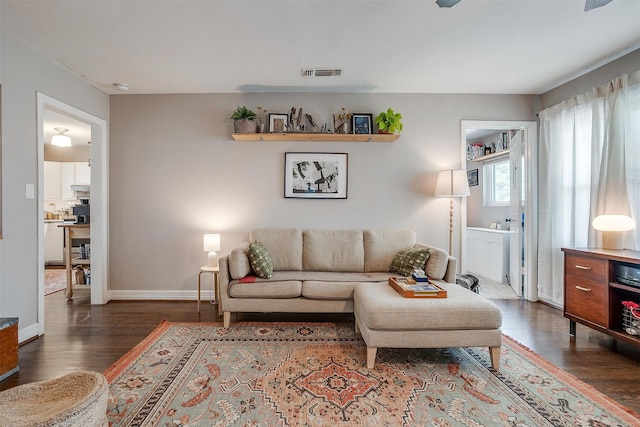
[61, 163, 75, 200]
[44, 221, 64, 264]
[44, 161, 90, 201]
[466, 227, 510, 283]
[44, 161, 62, 200]
[74, 163, 91, 185]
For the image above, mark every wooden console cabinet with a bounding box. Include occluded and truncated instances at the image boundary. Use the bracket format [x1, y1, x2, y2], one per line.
[562, 247, 640, 346]
[0, 318, 19, 381]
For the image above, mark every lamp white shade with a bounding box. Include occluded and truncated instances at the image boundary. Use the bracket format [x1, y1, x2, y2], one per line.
[203, 234, 221, 267]
[592, 215, 635, 250]
[434, 170, 470, 197]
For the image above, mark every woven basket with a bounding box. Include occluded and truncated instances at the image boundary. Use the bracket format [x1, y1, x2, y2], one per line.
[623, 304, 640, 336]
[234, 119, 257, 133]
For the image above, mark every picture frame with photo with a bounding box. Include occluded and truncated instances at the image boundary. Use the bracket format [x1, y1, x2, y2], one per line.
[268, 113, 289, 133]
[467, 169, 479, 187]
[351, 113, 373, 134]
[284, 152, 348, 199]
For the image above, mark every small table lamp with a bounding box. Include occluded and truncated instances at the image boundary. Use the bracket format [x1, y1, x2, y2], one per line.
[203, 234, 221, 267]
[435, 169, 470, 255]
[592, 215, 635, 250]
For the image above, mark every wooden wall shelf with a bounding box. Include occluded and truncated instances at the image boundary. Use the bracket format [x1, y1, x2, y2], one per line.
[468, 149, 510, 162]
[232, 133, 400, 142]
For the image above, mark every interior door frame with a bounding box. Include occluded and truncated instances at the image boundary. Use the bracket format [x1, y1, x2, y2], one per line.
[460, 120, 538, 302]
[37, 93, 109, 335]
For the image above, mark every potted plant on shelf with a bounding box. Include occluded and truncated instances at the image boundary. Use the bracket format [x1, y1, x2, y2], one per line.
[231, 106, 258, 133]
[375, 108, 403, 134]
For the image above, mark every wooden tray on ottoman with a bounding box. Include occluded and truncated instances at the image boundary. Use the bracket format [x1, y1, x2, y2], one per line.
[388, 277, 448, 298]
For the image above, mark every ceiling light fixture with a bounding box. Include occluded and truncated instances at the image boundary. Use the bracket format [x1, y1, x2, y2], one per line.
[435, 0, 613, 11]
[113, 82, 129, 91]
[585, 0, 613, 11]
[51, 127, 71, 147]
[435, 0, 462, 7]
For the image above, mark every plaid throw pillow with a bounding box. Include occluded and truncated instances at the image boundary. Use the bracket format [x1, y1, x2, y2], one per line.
[389, 248, 431, 276]
[248, 241, 273, 279]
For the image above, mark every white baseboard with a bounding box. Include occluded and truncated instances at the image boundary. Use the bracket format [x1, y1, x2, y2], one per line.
[19, 322, 40, 344]
[108, 290, 215, 301]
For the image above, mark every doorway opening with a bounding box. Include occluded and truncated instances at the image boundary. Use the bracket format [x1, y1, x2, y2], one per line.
[460, 120, 538, 302]
[37, 93, 109, 335]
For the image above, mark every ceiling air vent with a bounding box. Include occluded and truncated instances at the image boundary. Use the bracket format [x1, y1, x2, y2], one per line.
[302, 68, 344, 77]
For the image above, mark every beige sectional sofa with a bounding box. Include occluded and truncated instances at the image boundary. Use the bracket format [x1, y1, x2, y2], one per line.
[218, 228, 457, 328]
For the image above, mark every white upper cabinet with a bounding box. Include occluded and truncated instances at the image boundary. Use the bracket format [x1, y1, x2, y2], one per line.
[44, 161, 91, 201]
[44, 161, 62, 200]
[74, 163, 91, 185]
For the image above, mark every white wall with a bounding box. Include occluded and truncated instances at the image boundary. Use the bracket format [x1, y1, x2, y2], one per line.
[0, 34, 109, 340]
[109, 93, 536, 294]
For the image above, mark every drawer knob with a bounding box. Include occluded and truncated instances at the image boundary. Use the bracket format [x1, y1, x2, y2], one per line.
[575, 285, 592, 292]
[575, 265, 592, 270]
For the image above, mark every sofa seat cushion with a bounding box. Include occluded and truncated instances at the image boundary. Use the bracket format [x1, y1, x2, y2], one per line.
[354, 282, 502, 331]
[301, 273, 395, 300]
[229, 280, 302, 299]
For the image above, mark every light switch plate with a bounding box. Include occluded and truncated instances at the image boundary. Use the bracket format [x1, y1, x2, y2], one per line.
[25, 183, 35, 199]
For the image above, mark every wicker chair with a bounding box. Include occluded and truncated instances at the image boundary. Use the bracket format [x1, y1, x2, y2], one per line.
[0, 370, 108, 427]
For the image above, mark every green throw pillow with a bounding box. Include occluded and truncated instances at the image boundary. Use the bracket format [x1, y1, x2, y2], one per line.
[248, 241, 273, 279]
[389, 248, 431, 276]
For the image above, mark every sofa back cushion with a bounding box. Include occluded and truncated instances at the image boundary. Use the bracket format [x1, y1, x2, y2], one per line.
[303, 230, 364, 272]
[250, 228, 303, 271]
[363, 229, 417, 272]
[414, 243, 449, 280]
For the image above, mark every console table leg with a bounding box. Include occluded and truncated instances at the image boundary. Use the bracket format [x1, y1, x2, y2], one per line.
[569, 320, 576, 336]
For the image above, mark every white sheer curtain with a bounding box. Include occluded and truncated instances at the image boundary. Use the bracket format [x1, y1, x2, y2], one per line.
[537, 71, 640, 306]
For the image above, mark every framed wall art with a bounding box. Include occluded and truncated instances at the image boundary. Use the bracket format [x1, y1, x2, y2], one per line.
[351, 113, 373, 134]
[468, 169, 479, 187]
[284, 152, 348, 199]
[268, 113, 289, 133]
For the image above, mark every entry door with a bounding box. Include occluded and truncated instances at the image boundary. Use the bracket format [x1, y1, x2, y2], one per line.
[509, 130, 524, 297]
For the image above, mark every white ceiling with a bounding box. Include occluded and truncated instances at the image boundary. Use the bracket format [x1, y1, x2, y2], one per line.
[2, 0, 640, 96]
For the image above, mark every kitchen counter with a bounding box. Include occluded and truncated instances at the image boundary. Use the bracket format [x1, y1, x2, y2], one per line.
[467, 226, 511, 234]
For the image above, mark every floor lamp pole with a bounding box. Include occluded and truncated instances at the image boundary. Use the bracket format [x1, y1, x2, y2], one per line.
[448, 196, 454, 255]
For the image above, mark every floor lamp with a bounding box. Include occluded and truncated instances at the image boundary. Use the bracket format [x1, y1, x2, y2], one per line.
[434, 170, 470, 255]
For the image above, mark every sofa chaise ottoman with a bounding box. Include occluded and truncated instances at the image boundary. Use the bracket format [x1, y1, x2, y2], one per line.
[354, 281, 503, 369]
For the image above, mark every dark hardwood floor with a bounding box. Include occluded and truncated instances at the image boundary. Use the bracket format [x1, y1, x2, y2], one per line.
[2, 286, 640, 415]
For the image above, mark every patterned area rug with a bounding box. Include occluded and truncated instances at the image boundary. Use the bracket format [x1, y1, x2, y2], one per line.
[44, 269, 68, 295]
[105, 321, 640, 426]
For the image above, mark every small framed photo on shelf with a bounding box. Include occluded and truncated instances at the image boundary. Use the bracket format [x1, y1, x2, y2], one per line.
[268, 113, 289, 133]
[467, 169, 478, 187]
[351, 113, 373, 134]
[284, 152, 348, 199]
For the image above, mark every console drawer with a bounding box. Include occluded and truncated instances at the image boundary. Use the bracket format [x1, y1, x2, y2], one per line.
[565, 254, 607, 282]
[564, 276, 608, 327]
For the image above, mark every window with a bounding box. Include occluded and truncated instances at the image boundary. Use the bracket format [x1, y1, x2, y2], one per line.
[484, 159, 510, 206]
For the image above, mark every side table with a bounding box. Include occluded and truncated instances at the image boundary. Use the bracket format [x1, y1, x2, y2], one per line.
[198, 266, 220, 313]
